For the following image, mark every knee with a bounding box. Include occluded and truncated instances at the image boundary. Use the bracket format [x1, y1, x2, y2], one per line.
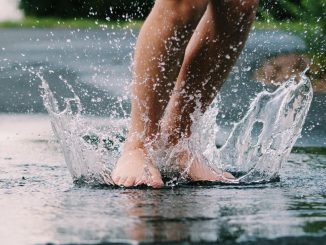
[155, 0, 209, 25]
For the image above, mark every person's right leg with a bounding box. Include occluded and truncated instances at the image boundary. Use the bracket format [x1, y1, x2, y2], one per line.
[111, 0, 209, 187]
[161, 0, 259, 181]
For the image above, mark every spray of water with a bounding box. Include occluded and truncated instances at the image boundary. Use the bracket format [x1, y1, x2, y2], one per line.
[213, 71, 313, 183]
[39, 70, 313, 186]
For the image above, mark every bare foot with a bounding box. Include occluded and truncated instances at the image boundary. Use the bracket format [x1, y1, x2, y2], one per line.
[177, 150, 235, 182]
[111, 148, 164, 188]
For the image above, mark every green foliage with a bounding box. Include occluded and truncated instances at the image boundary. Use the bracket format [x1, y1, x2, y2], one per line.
[19, 0, 325, 33]
[258, 0, 326, 70]
[0, 17, 143, 29]
[19, 0, 155, 20]
[19, 0, 325, 30]
[258, 0, 326, 32]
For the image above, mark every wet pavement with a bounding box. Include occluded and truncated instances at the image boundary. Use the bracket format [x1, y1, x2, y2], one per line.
[0, 115, 325, 245]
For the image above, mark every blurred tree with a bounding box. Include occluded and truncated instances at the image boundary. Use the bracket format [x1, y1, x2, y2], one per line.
[19, 0, 155, 20]
[258, 0, 326, 33]
[300, 0, 326, 34]
[20, 0, 325, 28]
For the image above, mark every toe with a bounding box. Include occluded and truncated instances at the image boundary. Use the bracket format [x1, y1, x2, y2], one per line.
[112, 175, 121, 185]
[223, 172, 235, 180]
[147, 169, 164, 188]
[135, 176, 145, 186]
[124, 177, 136, 187]
[149, 176, 164, 188]
[150, 180, 164, 189]
[117, 177, 128, 186]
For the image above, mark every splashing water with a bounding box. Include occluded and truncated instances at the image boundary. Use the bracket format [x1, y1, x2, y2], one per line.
[206, 72, 313, 183]
[39, 71, 313, 186]
[40, 76, 127, 185]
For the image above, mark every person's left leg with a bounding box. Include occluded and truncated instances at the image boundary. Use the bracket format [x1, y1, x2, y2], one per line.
[161, 0, 259, 181]
[111, 0, 209, 188]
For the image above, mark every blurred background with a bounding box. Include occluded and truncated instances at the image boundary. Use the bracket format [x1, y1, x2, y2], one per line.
[0, 0, 325, 89]
[0, 0, 325, 147]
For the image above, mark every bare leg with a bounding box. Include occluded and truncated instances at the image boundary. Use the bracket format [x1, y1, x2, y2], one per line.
[161, 0, 259, 181]
[111, 0, 209, 187]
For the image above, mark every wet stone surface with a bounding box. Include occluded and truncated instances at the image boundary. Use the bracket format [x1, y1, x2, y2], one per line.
[0, 141, 326, 244]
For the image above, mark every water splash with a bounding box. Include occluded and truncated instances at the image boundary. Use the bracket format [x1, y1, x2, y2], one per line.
[40, 76, 128, 185]
[39, 72, 313, 185]
[216, 72, 313, 183]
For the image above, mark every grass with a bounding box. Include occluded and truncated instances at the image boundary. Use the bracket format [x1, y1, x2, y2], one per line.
[292, 147, 326, 155]
[254, 21, 315, 33]
[0, 17, 316, 30]
[0, 16, 143, 29]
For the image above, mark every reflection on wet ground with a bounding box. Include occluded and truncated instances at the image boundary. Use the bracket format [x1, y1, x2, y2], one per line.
[0, 115, 325, 245]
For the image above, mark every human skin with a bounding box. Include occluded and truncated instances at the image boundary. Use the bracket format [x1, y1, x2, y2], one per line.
[110, 0, 259, 188]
